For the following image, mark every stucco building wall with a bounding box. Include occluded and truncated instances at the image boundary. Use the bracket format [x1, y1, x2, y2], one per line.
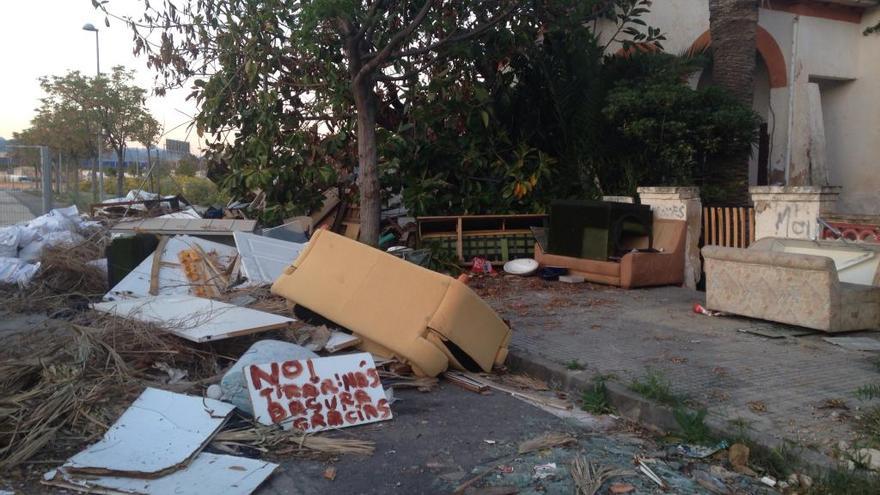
[607, 1, 879, 215]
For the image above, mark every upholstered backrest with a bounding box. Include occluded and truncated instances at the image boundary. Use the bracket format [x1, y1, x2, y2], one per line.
[271, 229, 511, 376]
[652, 219, 686, 253]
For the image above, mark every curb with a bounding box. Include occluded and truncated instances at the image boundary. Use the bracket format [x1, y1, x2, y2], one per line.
[506, 348, 835, 470]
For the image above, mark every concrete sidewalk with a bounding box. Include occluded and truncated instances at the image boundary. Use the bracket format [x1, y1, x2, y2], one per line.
[0, 190, 38, 226]
[476, 276, 880, 459]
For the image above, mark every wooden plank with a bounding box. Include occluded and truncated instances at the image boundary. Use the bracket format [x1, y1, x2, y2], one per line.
[92, 295, 295, 342]
[111, 218, 256, 236]
[709, 207, 717, 245]
[723, 208, 731, 246]
[733, 208, 740, 248]
[749, 208, 756, 246]
[149, 236, 170, 296]
[443, 370, 489, 393]
[739, 208, 747, 247]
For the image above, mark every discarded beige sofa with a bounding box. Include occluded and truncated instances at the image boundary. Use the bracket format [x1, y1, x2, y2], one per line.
[534, 219, 687, 289]
[271, 229, 511, 377]
[702, 240, 880, 332]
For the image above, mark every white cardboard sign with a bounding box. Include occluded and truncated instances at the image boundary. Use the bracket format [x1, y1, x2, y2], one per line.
[246, 352, 392, 432]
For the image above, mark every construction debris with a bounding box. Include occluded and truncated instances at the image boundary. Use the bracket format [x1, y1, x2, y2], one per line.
[212, 424, 375, 457]
[571, 456, 628, 495]
[234, 231, 306, 286]
[44, 453, 277, 495]
[518, 432, 577, 454]
[444, 370, 490, 393]
[110, 217, 256, 237]
[92, 295, 295, 342]
[61, 388, 235, 477]
[105, 234, 238, 300]
[42, 388, 277, 494]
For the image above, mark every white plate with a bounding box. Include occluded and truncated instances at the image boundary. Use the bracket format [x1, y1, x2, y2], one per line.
[503, 258, 539, 276]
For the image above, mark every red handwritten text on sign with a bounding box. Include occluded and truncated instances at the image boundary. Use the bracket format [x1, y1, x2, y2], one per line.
[246, 352, 391, 432]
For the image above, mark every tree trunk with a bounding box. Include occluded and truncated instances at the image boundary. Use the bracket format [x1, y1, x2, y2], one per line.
[91, 156, 99, 201]
[56, 152, 62, 195]
[709, 0, 759, 205]
[353, 78, 381, 246]
[116, 146, 126, 197]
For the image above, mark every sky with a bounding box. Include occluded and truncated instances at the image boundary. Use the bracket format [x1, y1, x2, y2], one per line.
[0, 0, 201, 151]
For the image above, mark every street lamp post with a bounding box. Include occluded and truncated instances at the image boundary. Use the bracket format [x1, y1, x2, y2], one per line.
[82, 22, 104, 201]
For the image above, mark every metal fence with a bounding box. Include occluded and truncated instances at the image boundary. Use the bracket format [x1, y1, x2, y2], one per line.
[0, 145, 57, 226]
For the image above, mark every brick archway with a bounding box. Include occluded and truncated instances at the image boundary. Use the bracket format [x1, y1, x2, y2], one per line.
[688, 26, 788, 88]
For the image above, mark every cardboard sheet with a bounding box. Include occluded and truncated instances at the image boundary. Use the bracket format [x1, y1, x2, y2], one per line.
[823, 336, 880, 351]
[44, 453, 276, 495]
[63, 388, 235, 477]
[233, 231, 306, 286]
[92, 295, 294, 342]
[111, 218, 256, 236]
[247, 352, 391, 432]
[105, 235, 238, 301]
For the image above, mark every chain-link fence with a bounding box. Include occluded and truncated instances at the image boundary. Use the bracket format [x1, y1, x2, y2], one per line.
[0, 145, 61, 226]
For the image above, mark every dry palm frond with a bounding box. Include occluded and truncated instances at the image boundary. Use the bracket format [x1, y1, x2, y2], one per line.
[502, 373, 550, 391]
[0, 313, 221, 472]
[1, 233, 109, 314]
[212, 424, 375, 456]
[517, 432, 578, 454]
[570, 456, 630, 495]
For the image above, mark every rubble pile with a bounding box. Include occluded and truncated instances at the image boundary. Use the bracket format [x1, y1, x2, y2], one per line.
[0, 195, 803, 494]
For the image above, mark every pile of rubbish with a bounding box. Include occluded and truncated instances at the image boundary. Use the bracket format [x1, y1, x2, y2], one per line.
[0, 195, 516, 494]
[0, 205, 102, 287]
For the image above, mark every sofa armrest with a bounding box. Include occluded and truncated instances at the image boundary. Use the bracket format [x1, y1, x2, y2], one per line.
[702, 245, 835, 272]
[620, 251, 684, 289]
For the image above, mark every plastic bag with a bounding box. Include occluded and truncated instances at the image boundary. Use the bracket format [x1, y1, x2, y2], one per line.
[0, 257, 40, 286]
[0, 226, 21, 258]
[19, 231, 85, 262]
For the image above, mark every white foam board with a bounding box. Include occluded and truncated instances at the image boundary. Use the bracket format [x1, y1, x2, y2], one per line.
[92, 295, 295, 342]
[110, 218, 256, 236]
[233, 231, 306, 286]
[63, 388, 235, 477]
[45, 453, 277, 495]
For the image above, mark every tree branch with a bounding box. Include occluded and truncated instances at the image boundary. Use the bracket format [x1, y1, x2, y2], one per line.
[355, 0, 435, 84]
[391, 2, 520, 60]
[354, 0, 385, 40]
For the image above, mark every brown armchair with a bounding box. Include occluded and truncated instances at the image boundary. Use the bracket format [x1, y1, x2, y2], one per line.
[535, 218, 686, 289]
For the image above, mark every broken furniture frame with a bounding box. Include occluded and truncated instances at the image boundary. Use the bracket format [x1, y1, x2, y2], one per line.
[416, 214, 548, 265]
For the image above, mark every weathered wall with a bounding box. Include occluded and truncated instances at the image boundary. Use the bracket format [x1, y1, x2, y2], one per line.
[616, 3, 879, 215]
[750, 186, 840, 240]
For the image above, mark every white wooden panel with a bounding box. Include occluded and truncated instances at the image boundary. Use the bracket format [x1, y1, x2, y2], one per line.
[92, 295, 294, 342]
[234, 231, 306, 285]
[45, 453, 276, 495]
[105, 235, 238, 301]
[111, 218, 256, 236]
[64, 388, 235, 476]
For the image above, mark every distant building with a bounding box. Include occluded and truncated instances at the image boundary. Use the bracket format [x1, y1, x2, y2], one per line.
[98, 141, 194, 170]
